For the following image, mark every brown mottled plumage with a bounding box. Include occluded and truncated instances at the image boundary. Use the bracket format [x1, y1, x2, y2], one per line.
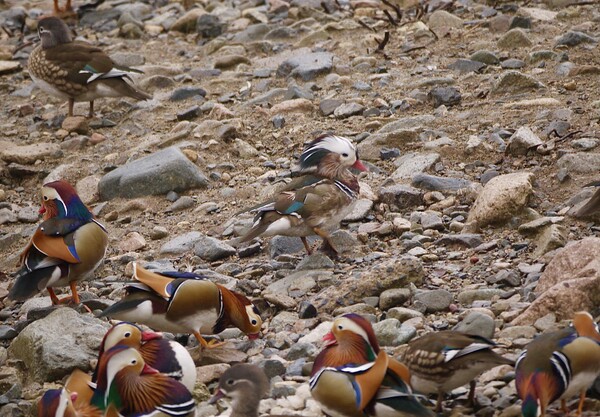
[28, 16, 150, 117]
[403, 331, 514, 412]
[209, 364, 270, 417]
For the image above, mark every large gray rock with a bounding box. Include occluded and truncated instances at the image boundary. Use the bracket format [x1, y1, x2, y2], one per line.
[98, 147, 209, 200]
[491, 71, 545, 96]
[506, 127, 543, 155]
[277, 52, 333, 81]
[379, 185, 423, 211]
[160, 232, 203, 255]
[392, 153, 440, 181]
[193, 235, 237, 261]
[412, 174, 475, 192]
[465, 172, 534, 231]
[8, 308, 109, 382]
[454, 312, 496, 339]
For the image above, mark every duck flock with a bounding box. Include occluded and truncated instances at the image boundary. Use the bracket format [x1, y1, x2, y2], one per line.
[6, 8, 600, 417]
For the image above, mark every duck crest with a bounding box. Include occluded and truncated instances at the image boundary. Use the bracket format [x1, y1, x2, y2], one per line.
[43, 180, 93, 222]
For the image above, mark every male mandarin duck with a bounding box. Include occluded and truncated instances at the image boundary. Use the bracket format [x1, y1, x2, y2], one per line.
[310, 313, 434, 417]
[28, 16, 151, 118]
[8, 180, 108, 306]
[209, 363, 270, 417]
[402, 330, 514, 413]
[99, 262, 262, 348]
[91, 345, 195, 416]
[516, 311, 600, 417]
[93, 322, 196, 391]
[38, 387, 102, 417]
[239, 134, 368, 256]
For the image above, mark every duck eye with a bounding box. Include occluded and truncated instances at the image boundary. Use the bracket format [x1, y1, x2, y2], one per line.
[131, 359, 137, 365]
[43, 196, 48, 200]
[124, 332, 131, 338]
[342, 153, 349, 157]
[251, 319, 257, 325]
[226, 379, 234, 385]
[338, 325, 343, 330]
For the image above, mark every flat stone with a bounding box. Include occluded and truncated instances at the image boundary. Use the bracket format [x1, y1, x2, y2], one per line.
[379, 288, 411, 310]
[470, 50, 500, 65]
[392, 153, 440, 181]
[373, 318, 416, 346]
[98, 147, 209, 200]
[0, 60, 21, 75]
[319, 99, 343, 116]
[412, 173, 474, 192]
[557, 152, 600, 174]
[334, 102, 364, 119]
[387, 307, 423, 322]
[458, 289, 504, 306]
[276, 51, 334, 81]
[193, 235, 236, 261]
[501, 59, 526, 69]
[0, 142, 62, 164]
[506, 126, 543, 155]
[420, 211, 444, 230]
[453, 312, 496, 339]
[414, 289, 453, 312]
[497, 325, 536, 339]
[555, 31, 597, 47]
[265, 270, 327, 297]
[497, 28, 532, 49]
[448, 59, 485, 74]
[343, 198, 373, 221]
[491, 71, 545, 96]
[429, 86, 461, 107]
[378, 184, 423, 210]
[435, 234, 483, 248]
[533, 224, 567, 258]
[428, 10, 463, 32]
[160, 231, 203, 255]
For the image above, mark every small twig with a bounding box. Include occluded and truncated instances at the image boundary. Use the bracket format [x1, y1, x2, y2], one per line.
[401, 45, 427, 53]
[357, 19, 376, 32]
[1, 25, 13, 37]
[13, 40, 34, 54]
[382, 0, 403, 20]
[428, 27, 439, 40]
[383, 10, 398, 26]
[557, 130, 582, 142]
[377, 31, 390, 51]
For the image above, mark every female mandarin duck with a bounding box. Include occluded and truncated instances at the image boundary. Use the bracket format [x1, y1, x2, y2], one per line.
[91, 345, 195, 416]
[28, 16, 151, 117]
[9, 180, 108, 306]
[239, 134, 367, 255]
[402, 330, 514, 413]
[516, 311, 600, 417]
[100, 262, 262, 348]
[209, 363, 270, 417]
[93, 322, 196, 391]
[310, 313, 434, 417]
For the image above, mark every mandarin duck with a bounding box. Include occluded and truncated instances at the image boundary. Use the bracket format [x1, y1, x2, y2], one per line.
[239, 134, 367, 256]
[93, 322, 196, 391]
[8, 180, 108, 306]
[209, 363, 270, 417]
[38, 387, 102, 417]
[402, 330, 514, 413]
[99, 262, 262, 348]
[310, 313, 434, 417]
[91, 345, 195, 416]
[516, 311, 600, 417]
[28, 16, 151, 118]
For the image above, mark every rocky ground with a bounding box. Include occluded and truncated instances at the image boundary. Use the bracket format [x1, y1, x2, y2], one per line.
[1, 0, 600, 416]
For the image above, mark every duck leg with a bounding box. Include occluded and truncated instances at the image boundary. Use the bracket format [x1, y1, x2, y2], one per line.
[300, 237, 312, 255]
[561, 399, 569, 415]
[435, 392, 444, 413]
[577, 390, 586, 416]
[48, 287, 61, 305]
[65, 0, 73, 12]
[88, 101, 94, 118]
[467, 380, 476, 407]
[53, 0, 61, 13]
[193, 331, 227, 349]
[68, 98, 74, 117]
